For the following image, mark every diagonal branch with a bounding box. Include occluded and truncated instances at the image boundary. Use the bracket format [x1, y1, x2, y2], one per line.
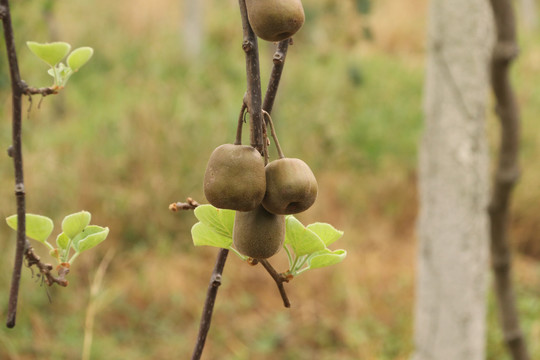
[191, 248, 229, 360]
[488, 0, 530, 359]
[262, 39, 290, 115]
[259, 259, 291, 308]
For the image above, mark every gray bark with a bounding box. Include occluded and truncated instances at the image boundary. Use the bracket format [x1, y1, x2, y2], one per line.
[412, 1, 494, 359]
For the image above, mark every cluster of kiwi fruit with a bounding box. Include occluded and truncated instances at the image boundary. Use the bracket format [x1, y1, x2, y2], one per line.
[203, 0, 310, 259]
[203, 118, 317, 260]
[245, 0, 305, 42]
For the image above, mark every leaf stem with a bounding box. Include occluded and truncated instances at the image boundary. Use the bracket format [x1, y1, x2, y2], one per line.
[263, 110, 285, 159]
[289, 253, 300, 274]
[295, 254, 309, 272]
[283, 244, 293, 269]
[63, 238, 74, 263]
[228, 246, 248, 260]
[68, 252, 80, 265]
[294, 266, 311, 276]
[43, 241, 55, 252]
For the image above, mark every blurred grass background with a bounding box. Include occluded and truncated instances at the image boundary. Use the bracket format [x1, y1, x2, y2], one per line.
[0, 0, 539, 359]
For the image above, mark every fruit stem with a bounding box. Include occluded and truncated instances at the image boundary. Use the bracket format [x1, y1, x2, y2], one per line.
[235, 98, 247, 145]
[262, 118, 270, 165]
[263, 110, 285, 159]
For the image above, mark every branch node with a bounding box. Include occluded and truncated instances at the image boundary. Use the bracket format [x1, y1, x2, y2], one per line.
[242, 39, 253, 53]
[7, 145, 14, 158]
[211, 273, 222, 286]
[24, 243, 70, 287]
[273, 52, 284, 65]
[14, 183, 25, 194]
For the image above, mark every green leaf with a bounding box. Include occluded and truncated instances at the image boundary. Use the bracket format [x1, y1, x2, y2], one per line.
[72, 225, 109, 252]
[6, 213, 54, 243]
[191, 222, 233, 249]
[67, 47, 94, 71]
[56, 232, 70, 250]
[308, 249, 347, 269]
[193, 205, 235, 238]
[285, 216, 325, 257]
[306, 222, 344, 247]
[27, 41, 71, 67]
[62, 211, 91, 239]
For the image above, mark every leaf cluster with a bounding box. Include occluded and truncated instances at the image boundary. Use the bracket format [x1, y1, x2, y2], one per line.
[191, 204, 346, 277]
[27, 41, 94, 89]
[6, 211, 109, 265]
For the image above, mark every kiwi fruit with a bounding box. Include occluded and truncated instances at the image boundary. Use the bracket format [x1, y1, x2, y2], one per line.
[245, 0, 305, 42]
[262, 158, 318, 215]
[233, 204, 285, 259]
[204, 144, 265, 211]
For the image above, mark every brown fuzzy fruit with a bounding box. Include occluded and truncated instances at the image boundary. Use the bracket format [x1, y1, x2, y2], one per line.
[204, 144, 265, 211]
[262, 158, 318, 215]
[245, 0, 305, 42]
[233, 204, 285, 259]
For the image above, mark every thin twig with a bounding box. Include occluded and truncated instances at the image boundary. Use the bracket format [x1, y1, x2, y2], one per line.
[22, 83, 58, 96]
[262, 39, 290, 115]
[24, 239, 69, 287]
[261, 40, 290, 164]
[2, 0, 27, 329]
[191, 248, 229, 360]
[259, 259, 291, 308]
[169, 197, 200, 211]
[488, 0, 530, 359]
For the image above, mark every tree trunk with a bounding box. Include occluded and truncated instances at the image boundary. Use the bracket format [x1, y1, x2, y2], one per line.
[412, 1, 494, 359]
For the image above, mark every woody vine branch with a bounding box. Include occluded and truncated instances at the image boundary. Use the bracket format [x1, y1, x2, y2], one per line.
[1, 0, 30, 329]
[189, 0, 294, 357]
[488, 0, 530, 359]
